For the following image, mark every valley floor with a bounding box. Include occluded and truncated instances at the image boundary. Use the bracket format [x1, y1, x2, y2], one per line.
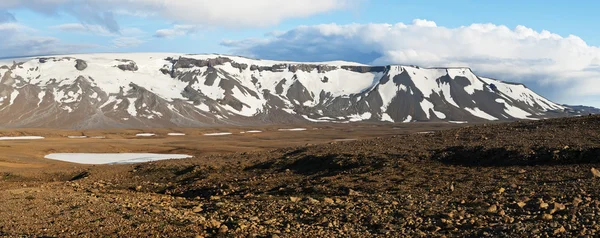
[0, 117, 599, 237]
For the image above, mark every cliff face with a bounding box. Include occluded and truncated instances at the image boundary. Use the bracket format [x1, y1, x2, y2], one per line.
[0, 53, 569, 129]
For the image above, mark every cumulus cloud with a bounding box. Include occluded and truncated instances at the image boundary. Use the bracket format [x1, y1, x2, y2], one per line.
[0, 22, 95, 57]
[154, 25, 199, 38]
[222, 19, 600, 105]
[0, 0, 354, 32]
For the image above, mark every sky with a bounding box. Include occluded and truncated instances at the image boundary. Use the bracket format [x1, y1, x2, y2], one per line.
[0, 0, 599, 107]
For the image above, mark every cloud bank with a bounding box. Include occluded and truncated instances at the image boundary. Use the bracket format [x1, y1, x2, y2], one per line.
[0, 0, 353, 32]
[223, 19, 600, 104]
[0, 22, 96, 57]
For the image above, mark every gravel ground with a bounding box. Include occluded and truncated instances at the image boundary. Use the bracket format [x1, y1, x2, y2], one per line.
[1, 116, 600, 237]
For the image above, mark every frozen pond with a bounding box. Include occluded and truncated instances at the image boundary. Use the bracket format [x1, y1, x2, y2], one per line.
[44, 153, 193, 165]
[0, 136, 45, 140]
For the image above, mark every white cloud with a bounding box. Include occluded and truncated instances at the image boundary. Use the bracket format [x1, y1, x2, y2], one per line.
[50, 23, 144, 37]
[0, 22, 96, 57]
[1, 0, 354, 31]
[222, 19, 600, 105]
[154, 25, 200, 38]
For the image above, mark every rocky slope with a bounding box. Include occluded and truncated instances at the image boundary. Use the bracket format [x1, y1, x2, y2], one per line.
[0, 53, 569, 129]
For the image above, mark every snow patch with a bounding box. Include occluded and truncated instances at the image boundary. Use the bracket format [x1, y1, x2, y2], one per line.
[0, 136, 44, 140]
[204, 132, 232, 136]
[278, 128, 307, 132]
[168, 133, 186, 136]
[44, 153, 192, 165]
[136, 133, 155, 137]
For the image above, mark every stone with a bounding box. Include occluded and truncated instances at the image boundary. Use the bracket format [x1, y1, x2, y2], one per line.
[192, 205, 203, 213]
[348, 189, 361, 196]
[554, 226, 566, 235]
[218, 225, 228, 233]
[487, 205, 498, 213]
[591, 168, 600, 178]
[542, 214, 553, 221]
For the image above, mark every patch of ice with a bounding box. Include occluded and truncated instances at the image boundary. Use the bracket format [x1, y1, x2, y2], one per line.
[464, 107, 498, 120]
[246, 130, 263, 133]
[278, 128, 307, 132]
[449, 121, 468, 124]
[44, 153, 193, 165]
[381, 113, 394, 122]
[204, 132, 232, 136]
[0, 136, 45, 140]
[168, 133, 186, 136]
[136, 133, 156, 137]
[68, 136, 88, 139]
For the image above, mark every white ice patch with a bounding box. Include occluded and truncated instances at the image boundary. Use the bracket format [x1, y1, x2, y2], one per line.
[44, 153, 193, 165]
[381, 113, 394, 122]
[136, 133, 155, 137]
[503, 104, 533, 119]
[245, 130, 263, 133]
[127, 98, 138, 117]
[168, 133, 186, 136]
[0, 136, 44, 140]
[37, 91, 46, 107]
[278, 128, 307, 132]
[465, 107, 498, 120]
[348, 112, 372, 122]
[68, 136, 88, 139]
[9, 90, 19, 105]
[204, 132, 232, 136]
[449, 121, 468, 124]
[433, 111, 447, 119]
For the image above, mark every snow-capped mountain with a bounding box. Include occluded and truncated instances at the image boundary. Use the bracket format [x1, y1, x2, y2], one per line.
[0, 53, 569, 129]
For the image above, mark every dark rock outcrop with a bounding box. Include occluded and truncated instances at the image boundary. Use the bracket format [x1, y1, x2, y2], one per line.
[75, 60, 88, 71]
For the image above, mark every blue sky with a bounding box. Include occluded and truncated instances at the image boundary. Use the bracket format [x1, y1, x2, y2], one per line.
[1, 0, 599, 106]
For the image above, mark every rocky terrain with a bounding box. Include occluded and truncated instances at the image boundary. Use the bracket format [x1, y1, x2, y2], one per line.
[1, 116, 599, 237]
[0, 53, 578, 129]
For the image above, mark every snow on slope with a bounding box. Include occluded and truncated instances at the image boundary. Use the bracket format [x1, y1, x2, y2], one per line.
[0, 53, 570, 129]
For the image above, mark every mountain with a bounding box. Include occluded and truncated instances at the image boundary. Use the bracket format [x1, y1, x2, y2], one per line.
[0, 53, 571, 129]
[563, 105, 600, 115]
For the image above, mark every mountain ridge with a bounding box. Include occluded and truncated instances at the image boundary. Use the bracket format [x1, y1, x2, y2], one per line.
[0, 52, 578, 129]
